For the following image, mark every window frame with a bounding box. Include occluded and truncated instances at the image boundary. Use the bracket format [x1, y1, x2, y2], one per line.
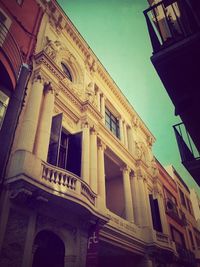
[105, 107, 120, 139]
[61, 62, 73, 82]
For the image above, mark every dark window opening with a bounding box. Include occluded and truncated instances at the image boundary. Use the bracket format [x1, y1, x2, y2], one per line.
[105, 107, 120, 139]
[179, 189, 186, 208]
[61, 62, 72, 81]
[149, 194, 163, 232]
[47, 113, 82, 176]
[170, 225, 186, 248]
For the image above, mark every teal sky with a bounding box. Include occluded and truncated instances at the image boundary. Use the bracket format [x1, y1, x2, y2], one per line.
[57, 0, 200, 194]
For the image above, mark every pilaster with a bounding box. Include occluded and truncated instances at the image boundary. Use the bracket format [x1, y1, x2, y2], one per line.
[119, 116, 124, 144]
[90, 127, 98, 193]
[81, 122, 90, 184]
[97, 139, 106, 209]
[123, 120, 128, 148]
[100, 93, 105, 122]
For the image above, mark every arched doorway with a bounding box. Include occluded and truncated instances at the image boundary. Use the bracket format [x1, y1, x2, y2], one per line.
[32, 230, 65, 267]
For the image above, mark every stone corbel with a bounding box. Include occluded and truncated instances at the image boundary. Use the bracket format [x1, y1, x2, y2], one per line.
[132, 115, 139, 129]
[48, 2, 67, 34]
[9, 188, 33, 202]
[146, 135, 153, 148]
[85, 54, 97, 74]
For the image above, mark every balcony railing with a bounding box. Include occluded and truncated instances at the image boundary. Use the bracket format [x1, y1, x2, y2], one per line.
[0, 21, 23, 80]
[173, 122, 200, 184]
[144, 0, 200, 53]
[42, 161, 96, 206]
[173, 122, 200, 162]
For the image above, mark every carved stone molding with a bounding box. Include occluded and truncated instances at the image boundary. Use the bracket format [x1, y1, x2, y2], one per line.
[34, 51, 65, 82]
[97, 139, 106, 150]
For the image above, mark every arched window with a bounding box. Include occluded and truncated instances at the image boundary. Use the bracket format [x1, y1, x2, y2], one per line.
[61, 62, 72, 81]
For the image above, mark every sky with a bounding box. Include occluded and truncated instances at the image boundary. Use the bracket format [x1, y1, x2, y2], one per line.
[57, 0, 200, 195]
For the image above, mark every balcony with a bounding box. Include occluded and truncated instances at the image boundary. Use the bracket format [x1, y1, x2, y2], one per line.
[144, 0, 200, 53]
[173, 122, 200, 185]
[0, 20, 23, 82]
[144, 0, 200, 153]
[6, 150, 99, 216]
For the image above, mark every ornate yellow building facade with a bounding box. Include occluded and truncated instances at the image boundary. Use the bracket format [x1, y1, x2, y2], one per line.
[0, 1, 198, 267]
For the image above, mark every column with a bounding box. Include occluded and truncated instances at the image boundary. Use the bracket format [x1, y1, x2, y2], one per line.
[137, 170, 152, 227]
[127, 125, 134, 154]
[34, 83, 55, 161]
[123, 121, 128, 147]
[100, 93, 105, 122]
[119, 117, 124, 144]
[81, 122, 90, 184]
[16, 75, 44, 152]
[130, 172, 139, 225]
[96, 88, 101, 112]
[90, 127, 98, 193]
[122, 166, 134, 222]
[97, 140, 106, 208]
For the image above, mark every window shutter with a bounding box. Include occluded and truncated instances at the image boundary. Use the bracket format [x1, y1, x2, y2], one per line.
[66, 132, 82, 177]
[47, 113, 63, 166]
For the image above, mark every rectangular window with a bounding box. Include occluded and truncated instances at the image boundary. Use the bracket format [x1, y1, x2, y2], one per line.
[47, 113, 82, 177]
[105, 107, 120, 139]
[149, 194, 163, 232]
[179, 189, 186, 208]
[164, 188, 178, 214]
[170, 225, 186, 248]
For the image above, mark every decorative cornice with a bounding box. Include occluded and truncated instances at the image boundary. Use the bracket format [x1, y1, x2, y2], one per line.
[34, 51, 65, 81]
[55, 96, 80, 123]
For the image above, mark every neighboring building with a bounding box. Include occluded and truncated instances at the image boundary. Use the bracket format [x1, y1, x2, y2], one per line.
[0, 1, 182, 267]
[0, 0, 43, 181]
[157, 160, 197, 266]
[190, 188, 200, 230]
[165, 165, 200, 266]
[144, 0, 200, 186]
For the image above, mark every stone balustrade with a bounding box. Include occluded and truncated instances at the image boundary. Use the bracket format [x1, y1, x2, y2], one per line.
[41, 161, 96, 206]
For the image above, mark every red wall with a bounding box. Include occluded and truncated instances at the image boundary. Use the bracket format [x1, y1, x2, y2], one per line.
[0, 0, 43, 63]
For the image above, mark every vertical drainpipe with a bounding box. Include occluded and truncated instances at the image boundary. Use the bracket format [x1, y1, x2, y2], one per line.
[0, 64, 30, 189]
